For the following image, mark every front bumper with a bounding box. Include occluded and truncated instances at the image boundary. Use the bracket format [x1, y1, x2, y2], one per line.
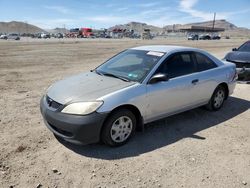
[40, 96, 108, 145]
[236, 68, 250, 81]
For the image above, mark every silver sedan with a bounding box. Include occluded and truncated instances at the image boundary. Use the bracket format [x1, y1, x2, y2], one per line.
[40, 45, 237, 146]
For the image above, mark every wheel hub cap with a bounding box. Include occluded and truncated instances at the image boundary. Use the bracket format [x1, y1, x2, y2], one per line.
[214, 90, 225, 108]
[110, 116, 133, 143]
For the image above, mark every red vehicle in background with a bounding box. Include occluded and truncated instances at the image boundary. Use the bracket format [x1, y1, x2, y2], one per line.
[80, 28, 94, 38]
[66, 28, 94, 38]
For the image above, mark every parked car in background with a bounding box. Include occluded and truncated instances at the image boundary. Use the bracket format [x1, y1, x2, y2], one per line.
[224, 40, 250, 81]
[199, 34, 211, 40]
[7, 33, 20, 40]
[40, 33, 50, 39]
[0, 34, 8, 40]
[188, 34, 199, 40]
[212, 35, 221, 40]
[40, 45, 237, 146]
[55, 33, 63, 38]
[31, 33, 39, 38]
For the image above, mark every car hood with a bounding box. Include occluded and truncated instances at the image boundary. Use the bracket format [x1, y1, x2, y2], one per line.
[225, 51, 250, 63]
[47, 72, 136, 104]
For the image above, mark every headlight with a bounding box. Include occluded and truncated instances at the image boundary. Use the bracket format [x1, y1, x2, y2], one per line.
[61, 101, 103, 115]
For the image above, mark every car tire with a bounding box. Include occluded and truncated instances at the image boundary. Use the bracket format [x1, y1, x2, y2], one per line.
[206, 85, 226, 111]
[101, 109, 136, 146]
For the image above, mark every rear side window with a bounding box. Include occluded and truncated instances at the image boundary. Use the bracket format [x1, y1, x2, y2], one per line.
[157, 53, 195, 79]
[195, 52, 217, 71]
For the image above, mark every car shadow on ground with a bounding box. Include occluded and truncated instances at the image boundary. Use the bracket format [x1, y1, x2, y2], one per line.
[56, 96, 250, 160]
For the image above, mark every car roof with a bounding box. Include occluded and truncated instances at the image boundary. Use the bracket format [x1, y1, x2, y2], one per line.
[131, 45, 223, 66]
[131, 45, 197, 53]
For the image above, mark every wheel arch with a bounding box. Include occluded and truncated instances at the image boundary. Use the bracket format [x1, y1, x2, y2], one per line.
[100, 104, 144, 136]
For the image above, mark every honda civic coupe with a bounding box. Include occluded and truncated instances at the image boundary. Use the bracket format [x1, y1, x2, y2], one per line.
[40, 45, 237, 146]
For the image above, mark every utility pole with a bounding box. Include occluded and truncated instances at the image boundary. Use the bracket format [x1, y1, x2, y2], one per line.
[25, 21, 28, 42]
[63, 24, 66, 41]
[25, 21, 28, 34]
[6, 23, 8, 35]
[212, 12, 216, 31]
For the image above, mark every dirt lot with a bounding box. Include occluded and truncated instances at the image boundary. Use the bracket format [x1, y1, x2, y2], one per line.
[0, 38, 250, 188]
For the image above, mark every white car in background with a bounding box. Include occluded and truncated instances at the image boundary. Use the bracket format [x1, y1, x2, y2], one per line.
[0, 34, 8, 40]
[40, 33, 50, 39]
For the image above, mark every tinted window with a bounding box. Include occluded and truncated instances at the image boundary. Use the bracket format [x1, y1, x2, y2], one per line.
[157, 53, 195, 78]
[238, 42, 250, 52]
[195, 53, 217, 71]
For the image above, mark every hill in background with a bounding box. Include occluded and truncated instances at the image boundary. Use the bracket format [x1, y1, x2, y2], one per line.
[0, 20, 250, 37]
[163, 19, 237, 31]
[162, 19, 250, 37]
[0, 21, 46, 34]
[110, 20, 250, 37]
[164, 19, 250, 37]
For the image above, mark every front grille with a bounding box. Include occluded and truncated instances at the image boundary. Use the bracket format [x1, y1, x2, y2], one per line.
[227, 59, 250, 68]
[48, 122, 73, 137]
[46, 96, 62, 109]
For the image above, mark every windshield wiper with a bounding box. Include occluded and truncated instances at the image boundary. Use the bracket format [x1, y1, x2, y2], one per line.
[102, 72, 130, 82]
[92, 69, 130, 82]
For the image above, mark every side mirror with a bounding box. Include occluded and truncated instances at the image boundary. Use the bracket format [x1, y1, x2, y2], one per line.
[232, 48, 238, 51]
[149, 73, 169, 84]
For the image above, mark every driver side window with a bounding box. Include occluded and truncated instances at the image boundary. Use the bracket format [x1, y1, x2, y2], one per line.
[156, 52, 195, 79]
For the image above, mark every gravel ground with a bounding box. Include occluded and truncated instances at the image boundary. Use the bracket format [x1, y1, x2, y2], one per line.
[0, 38, 249, 188]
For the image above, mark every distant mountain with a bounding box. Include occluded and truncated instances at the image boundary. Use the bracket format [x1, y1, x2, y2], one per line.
[0, 21, 46, 34]
[108, 20, 250, 37]
[0, 20, 249, 37]
[163, 19, 238, 31]
[163, 19, 250, 37]
[109, 22, 162, 34]
[190, 19, 237, 30]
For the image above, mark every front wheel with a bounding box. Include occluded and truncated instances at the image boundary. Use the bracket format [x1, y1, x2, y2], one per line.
[101, 109, 136, 146]
[206, 85, 226, 111]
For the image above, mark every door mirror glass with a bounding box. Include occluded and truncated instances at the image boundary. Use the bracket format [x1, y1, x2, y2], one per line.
[149, 73, 168, 84]
[232, 48, 238, 51]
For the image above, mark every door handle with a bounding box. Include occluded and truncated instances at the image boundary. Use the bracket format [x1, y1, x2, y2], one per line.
[191, 79, 199, 84]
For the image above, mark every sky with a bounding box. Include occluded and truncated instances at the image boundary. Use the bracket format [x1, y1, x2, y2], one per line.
[0, 0, 250, 29]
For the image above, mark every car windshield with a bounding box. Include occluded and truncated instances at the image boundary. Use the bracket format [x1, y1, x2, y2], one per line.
[96, 49, 165, 82]
[238, 42, 250, 52]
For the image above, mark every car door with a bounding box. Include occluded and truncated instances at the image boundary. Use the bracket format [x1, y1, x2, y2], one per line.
[191, 51, 219, 102]
[145, 52, 202, 122]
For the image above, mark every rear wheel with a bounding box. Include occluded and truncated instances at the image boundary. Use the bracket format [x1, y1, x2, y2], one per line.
[101, 109, 136, 146]
[206, 85, 226, 111]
